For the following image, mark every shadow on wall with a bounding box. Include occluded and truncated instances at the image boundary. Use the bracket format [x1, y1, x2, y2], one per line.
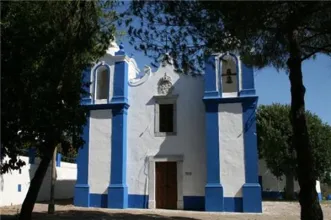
[137, 73, 206, 211]
[0, 210, 200, 220]
[28, 160, 76, 202]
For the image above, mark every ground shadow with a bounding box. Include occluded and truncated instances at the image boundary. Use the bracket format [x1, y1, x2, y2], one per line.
[1, 210, 200, 220]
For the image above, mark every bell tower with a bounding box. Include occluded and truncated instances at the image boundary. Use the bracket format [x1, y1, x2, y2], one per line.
[203, 53, 262, 213]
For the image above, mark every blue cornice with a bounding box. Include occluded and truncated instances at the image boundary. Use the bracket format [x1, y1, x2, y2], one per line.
[203, 95, 258, 104]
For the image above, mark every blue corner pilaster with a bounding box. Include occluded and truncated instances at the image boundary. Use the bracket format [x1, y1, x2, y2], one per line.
[28, 148, 36, 164]
[56, 153, 61, 167]
[239, 63, 256, 96]
[74, 112, 90, 207]
[108, 105, 129, 208]
[108, 43, 129, 209]
[81, 67, 92, 105]
[242, 98, 262, 213]
[204, 55, 220, 99]
[204, 101, 224, 211]
[111, 43, 128, 104]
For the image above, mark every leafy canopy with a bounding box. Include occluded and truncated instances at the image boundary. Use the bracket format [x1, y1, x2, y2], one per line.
[123, 1, 331, 72]
[257, 104, 331, 182]
[1, 0, 118, 173]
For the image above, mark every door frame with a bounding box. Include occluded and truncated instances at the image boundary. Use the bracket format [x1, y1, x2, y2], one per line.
[147, 155, 183, 209]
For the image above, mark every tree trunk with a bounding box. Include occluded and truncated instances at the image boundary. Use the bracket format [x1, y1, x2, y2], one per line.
[285, 173, 295, 200]
[48, 145, 57, 214]
[287, 29, 323, 220]
[19, 147, 54, 220]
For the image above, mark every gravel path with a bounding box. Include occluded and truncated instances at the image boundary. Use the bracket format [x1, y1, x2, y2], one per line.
[1, 201, 330, 220]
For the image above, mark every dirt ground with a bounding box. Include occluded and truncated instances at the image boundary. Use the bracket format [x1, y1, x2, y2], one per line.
[1, 201, 330, 220]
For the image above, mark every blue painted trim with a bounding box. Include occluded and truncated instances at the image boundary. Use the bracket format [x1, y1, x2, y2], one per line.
[204, 55, 219, 98]
[204, 101, 224, 211]
[111, 57, 129, 104]
[92, 63, 111, 104]
[128, 194, 149, 208]
[262, 191, 284, 200]
[203, 95, 258, 104]
[184, 196, 205, 211]
[81, 98, 92, 105]
[108, 94, 129, 208]
[318, 193, 322, 201]
[81, 67, 92, 101]
[90, 193, 107, 208]
[242, 98, 262, 213]
[18, 184, 21, 192]
[28, 148, 36, 164]
[84, 102, 129, 111]
[74, 112, 90, 207]
[86, 194, 246, 212]
[56, 153, 61, 167]
[240, 62, 255, 96]
[239, 89, 256, 96]
[224, 197, 243, 212]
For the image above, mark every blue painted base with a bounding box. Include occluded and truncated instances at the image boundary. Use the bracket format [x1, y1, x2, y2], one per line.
[184, 196, 205, 211]
[242, 183, 262, 213]
[75, 193, 258, 213]
[107, 184, 128, 208]
[129, 194, 149, 208]
[90, 193, 107, 208]
[74, 184, 90, 207]
[262, 191, 322, 201]
[205, 184, 224, 212]
[224, 197, 243, 212]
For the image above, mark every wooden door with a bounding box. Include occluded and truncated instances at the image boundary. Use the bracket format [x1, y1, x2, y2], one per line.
[155, 162, 177, 209]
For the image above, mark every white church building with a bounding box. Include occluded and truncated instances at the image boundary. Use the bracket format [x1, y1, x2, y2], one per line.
[73, 42, 265, 213]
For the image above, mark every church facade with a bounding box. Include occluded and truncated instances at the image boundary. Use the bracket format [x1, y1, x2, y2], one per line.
[73, 42, 262, 213]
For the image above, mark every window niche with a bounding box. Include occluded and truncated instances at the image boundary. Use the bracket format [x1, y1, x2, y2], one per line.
[221, 54, 238, 94]
[154, 73, 178, 137]
[95, 65, 110, 100]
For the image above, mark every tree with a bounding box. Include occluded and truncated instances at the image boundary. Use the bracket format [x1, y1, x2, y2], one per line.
[123, 1, 331, 219]
[1, 1, 118, 219]
[257, 104, 331, 199]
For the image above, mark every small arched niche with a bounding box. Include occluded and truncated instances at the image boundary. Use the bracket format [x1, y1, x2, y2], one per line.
[221, 54, 238, 94]
[95, 65, 110, 100]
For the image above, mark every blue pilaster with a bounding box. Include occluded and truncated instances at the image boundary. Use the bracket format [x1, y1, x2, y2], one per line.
[74, 112, 90, 207]
[204, 55, 220, 99]
[108, 43, 129, 209]
[108, 105, 129, 208]
[28, 148, 36, 164]
[204, 101, 224, 211]
[242, 98, 262, 213]
[239, 63, 256, 96]
[56, 153, 61, 167]
[81, 67, 92, 105]
[111, 43, 129, 104]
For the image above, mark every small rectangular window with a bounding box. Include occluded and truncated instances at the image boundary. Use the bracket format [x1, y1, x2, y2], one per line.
[159, 104, 174, 132]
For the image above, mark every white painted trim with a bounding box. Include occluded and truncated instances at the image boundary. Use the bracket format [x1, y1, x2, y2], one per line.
[147, 155, 184, 210]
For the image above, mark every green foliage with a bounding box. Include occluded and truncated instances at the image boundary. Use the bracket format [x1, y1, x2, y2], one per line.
[257, 104, 331, 182]
[1, 1, 118, 173]
[124, 1, 331, 72]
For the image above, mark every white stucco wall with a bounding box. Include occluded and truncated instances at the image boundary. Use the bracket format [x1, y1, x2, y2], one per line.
[127, 62, 206, 199]
[258, 160, 321, 195]
[88, 110, 112, 194]
[0, 156, 77, 207]
[219, 103, 245, 198]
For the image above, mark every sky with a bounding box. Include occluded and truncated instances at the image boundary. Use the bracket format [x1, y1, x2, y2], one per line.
[114, 1, 331, 125]
[119, 38, 331, 125]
